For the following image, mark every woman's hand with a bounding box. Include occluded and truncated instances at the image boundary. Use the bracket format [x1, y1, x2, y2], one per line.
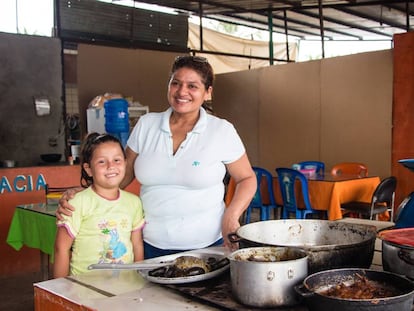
[221, 209, 240, 251]
[223, 153, 257, 251]
[55, 187, 83, 220]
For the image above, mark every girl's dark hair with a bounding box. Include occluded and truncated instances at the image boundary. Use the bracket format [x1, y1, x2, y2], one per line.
[171, 55, 215, 115]
[80, 133, 126, 187]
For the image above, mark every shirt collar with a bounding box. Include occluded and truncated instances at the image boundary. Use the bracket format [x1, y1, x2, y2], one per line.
[161, 107, 207, 134]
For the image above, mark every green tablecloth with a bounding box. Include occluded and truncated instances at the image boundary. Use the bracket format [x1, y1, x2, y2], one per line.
[6, 204, 57, 262]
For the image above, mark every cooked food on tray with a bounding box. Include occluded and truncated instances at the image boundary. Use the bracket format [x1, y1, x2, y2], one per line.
[233, 247, 304, 262]
[318, 273, 400, 299]
[148, 255, 229, 278]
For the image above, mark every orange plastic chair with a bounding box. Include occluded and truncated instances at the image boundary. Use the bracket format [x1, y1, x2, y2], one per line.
[330, 162, 368, 177]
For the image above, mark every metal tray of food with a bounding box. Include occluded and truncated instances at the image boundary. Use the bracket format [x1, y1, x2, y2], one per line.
[139, 248, 230, 285]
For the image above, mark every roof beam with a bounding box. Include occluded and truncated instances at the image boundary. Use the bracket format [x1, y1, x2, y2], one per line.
[269, 0, 412, 11]
[189, 48, 293, 63]
[269, 11, 362, 39]
[195, 1, 397, 38]
[191, 0, 413, 15]
[337, 7, 411, 31]
[134, 0, 410, 40]
[216, 13, 334, 39]
[291, 8, 392, 38]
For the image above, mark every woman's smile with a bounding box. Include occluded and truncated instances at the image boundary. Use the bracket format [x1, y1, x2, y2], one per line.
[168, 67, 211, 114]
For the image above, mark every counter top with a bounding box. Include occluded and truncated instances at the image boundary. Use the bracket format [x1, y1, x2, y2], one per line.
[0, 163, 78, 169]
[33, 220, 396, 311]
[33, 247, 310, 311]
[35, 270, 219, 310]
[34, 247, 227, 310]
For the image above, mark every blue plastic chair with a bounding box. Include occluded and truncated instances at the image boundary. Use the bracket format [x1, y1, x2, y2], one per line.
[276, 167, 326, 219]
[297, 161, 325, 176]
[244, 167, 279, 223]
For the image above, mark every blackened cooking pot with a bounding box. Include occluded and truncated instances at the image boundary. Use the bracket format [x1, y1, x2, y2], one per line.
[381, 240, 414, 279]
[295, 268, 414, 311]
[379, 228, 414, 279]
[228, 220, 377, 274]
[228, 247, 308, 307]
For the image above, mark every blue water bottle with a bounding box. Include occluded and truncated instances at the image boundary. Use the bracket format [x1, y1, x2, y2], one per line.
[104, 98, 129, 147]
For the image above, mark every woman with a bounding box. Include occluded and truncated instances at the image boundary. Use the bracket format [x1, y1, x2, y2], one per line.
[58, 55, 256, 259]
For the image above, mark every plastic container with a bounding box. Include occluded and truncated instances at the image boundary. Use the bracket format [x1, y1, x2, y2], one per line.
[46, 192, 63, 206]
[299, 167, 316, 177]
[104, 98, 129, 147]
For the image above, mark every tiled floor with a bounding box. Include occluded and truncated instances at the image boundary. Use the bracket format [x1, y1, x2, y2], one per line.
[0, 271, 42, 311]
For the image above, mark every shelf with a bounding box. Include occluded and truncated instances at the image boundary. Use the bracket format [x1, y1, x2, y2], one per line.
[128, 106, 149, 130]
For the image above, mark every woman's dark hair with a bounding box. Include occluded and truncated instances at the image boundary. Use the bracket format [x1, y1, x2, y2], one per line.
[171, 55, 214, 89]
[80, 133, 126, 187]
[171, 55, 215, 114]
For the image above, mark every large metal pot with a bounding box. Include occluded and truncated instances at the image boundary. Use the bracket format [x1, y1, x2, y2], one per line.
[379, 227, 414, 279]
[382, 240, 414, 279]
[228, 220, 377, 274]
[295, 268, 414, 311]
[228, 247, 308, 307]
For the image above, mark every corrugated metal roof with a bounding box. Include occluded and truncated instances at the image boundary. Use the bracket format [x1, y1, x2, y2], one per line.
[134, 0, 413, 40]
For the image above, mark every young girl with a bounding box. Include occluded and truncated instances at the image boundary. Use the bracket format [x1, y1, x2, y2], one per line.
[53, 133, 145, 278]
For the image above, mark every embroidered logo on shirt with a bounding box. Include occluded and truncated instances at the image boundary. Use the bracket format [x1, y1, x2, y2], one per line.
[192, 161, 201, 166]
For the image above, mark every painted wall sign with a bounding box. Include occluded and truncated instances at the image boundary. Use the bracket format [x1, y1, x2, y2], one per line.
[0, 174, 47, 194]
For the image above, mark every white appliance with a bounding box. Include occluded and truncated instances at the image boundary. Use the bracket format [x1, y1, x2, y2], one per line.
[86, 106, 149, 134]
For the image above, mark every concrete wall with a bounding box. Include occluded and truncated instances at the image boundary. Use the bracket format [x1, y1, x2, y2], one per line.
[0, 33, 65, 167]
[77, 44, 179, 136]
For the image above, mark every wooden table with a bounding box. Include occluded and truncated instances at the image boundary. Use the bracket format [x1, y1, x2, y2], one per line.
[303, 175, 381, 220]
[6, 203, 58, 280]
[226, 174, 381, 221]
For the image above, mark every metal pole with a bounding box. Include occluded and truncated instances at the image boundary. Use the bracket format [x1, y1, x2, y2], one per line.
[268, 10, 274, 65]
[406, 0, 410, 31]
[53, 0, 60, 37]
[15, 0, 19, 33]
[318, 0, 325, 58]
[199, 2, 203, 52]
[283, 10, 290, 62]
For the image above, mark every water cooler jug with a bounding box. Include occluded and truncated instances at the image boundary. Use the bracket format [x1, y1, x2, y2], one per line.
[104, 98, 129, 147]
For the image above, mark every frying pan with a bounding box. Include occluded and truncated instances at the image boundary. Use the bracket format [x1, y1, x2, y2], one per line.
[295, 268, 414, 311]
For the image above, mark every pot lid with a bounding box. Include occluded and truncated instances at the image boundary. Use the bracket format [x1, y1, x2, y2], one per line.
[398, 159, 414, 172]
[378, 228, 414, 247]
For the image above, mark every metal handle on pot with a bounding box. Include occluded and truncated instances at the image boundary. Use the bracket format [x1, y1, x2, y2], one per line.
[398, 249, 414, 266]
[88, 261, 174, 271]
[228, 232, 241, 244]
[293, 283, 315, 299]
